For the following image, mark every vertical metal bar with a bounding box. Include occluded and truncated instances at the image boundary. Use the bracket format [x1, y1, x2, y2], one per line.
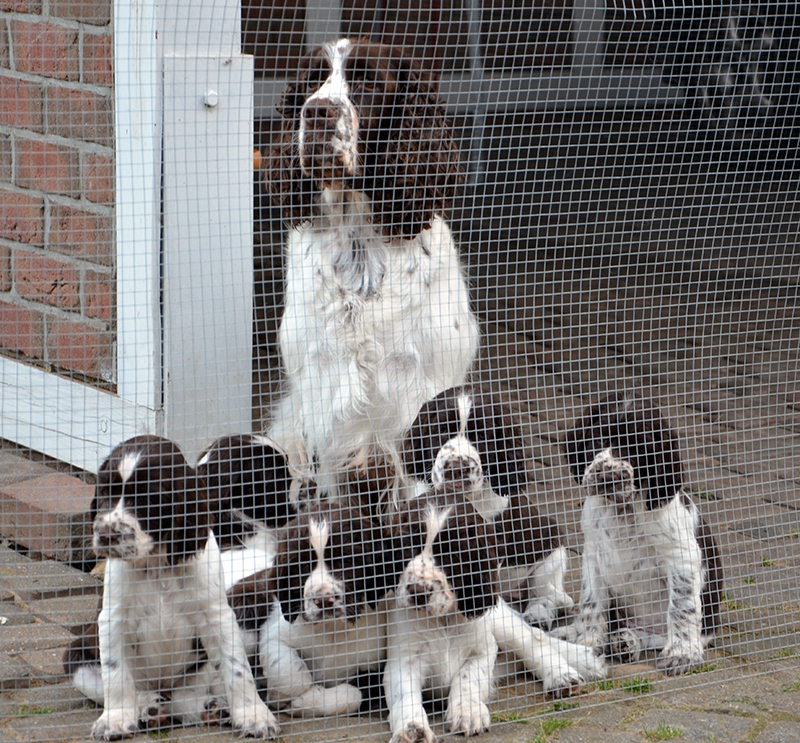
[467, 0, 486, 184]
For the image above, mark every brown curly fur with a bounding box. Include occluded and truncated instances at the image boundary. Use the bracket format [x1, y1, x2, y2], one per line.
[264, 38, 463, 240]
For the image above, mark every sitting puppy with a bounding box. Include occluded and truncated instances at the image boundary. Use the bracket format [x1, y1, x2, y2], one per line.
[385, 492, 499, 743]
[196, 433, 295, 551]
[227, 501, 398, 717]
[63, 436, 278, 740]
[557, 395, 724, 675]
[403, 384, 574, 627]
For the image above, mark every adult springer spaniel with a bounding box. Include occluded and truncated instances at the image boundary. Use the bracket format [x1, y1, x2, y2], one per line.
[63, 436, 278, 740]
[264, 37, 479, 504]
[557, 395, 724, 675]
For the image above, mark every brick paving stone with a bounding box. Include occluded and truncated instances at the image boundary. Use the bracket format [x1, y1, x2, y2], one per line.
[2, 708, 97, 742]
[0, 604, 33, 626]
[634, 709, 760, 742]
[751, 721, 800, 742]
[0, 654, 31, 691]
[0, 453, 53, 488]
[0, 624, 73, 655]
[0, 548, 100, 602]
[26, 596, 98, 632]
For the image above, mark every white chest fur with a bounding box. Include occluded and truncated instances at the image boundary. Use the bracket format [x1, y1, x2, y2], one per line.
[272, 199, 479, 494]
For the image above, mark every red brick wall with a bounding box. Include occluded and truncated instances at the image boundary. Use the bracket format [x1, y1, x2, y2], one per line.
[0, 0, 114, 385]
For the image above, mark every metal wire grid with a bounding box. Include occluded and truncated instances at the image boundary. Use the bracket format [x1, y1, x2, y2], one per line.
[0, 1, 798, 741]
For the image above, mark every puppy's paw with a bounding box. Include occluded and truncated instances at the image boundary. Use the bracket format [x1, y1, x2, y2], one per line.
[446, 699, 490, 737]
[544, 671, 586, 699]
[230, 701, 281, 739]
[91, 709, 139, 741]
[390, 722, 437, 743]
[607, 628, 643, 663]
[657, 647, 704, 676]
[521, 599, 558, 630]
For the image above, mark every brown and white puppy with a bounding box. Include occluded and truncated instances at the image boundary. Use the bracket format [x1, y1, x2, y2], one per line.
[228, 501, 398, 717]
[403, 384, 574, 627]
[557, 395, 724, 675]
[63, 435, 278, 740]
[196, 433, 295, 551]
[385, 492, 498, 743]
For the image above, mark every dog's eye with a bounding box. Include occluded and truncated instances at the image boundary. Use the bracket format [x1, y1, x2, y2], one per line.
[349, 65, 378, 93]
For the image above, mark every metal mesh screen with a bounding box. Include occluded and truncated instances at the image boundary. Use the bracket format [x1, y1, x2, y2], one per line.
[0, 1, 798, 742]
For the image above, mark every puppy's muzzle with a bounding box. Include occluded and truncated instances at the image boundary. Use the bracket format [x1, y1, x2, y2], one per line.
[405, 582, 432, 608]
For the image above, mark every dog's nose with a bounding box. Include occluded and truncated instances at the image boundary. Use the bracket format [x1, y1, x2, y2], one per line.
[93, 525, 117, 546]
[313, 594, 338, 610]
[302, 99, 339, 129]
[406, 582, 431, 607]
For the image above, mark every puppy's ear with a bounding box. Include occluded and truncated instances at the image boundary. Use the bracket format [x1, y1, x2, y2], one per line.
[267, 516, 315, 623]
[435, 505, 498, 619]
[228, 570, 271, 632]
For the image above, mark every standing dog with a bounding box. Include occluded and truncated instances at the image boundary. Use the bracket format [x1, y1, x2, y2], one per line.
[264, 37, 479, 504]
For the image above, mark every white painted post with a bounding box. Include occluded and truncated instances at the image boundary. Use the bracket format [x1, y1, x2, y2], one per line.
[159, 0, 255, 463]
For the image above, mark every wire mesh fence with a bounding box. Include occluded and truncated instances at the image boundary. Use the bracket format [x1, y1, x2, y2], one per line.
[0, 1, 799, 742]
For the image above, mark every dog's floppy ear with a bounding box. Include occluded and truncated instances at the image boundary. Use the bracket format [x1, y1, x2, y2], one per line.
[265, 45, 328, 228]
[267, 515, 315, 623]
[434, 502, 498, 619]
[364, 43, 463, 239]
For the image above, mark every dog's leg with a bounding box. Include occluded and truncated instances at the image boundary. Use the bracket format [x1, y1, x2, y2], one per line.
[445, 622, 496, 737]
[523, 546, 575, 628]
[287, 683, 363, 717]
[197, 537, 280, 739]
[489, 600, 605, 697]
[655, 496, 705, 675]
[91, 560, 141, 741]
[259, 611, 320, 707]
[385, 653, 434, 743]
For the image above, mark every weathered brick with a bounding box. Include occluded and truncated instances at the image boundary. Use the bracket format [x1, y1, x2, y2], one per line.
[45, 86, 113, 147]
[45, 317, 113, 380]
[0, 0, 43, 12]
[0, 190, 44, 245]
[82, 31, 112, 86]
[0, 473, 94, 560]
[0, 245, 9, 291]
[11, 20, 79, 82]
[0, 75, 44, 131]
[14, 251, 81, 311]
[82, 152, 114, 205]
[0, 19, 9, 70]
[50, 0, 111, 27]
[14, 138, 80, 197]
[0, 134, 11, 181]
[83, 268, 113, 321]
[0, 300, 44, 359]
[49, 204, 113, 265]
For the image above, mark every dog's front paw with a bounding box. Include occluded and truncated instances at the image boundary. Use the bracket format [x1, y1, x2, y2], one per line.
[390, 722, 437, 743]
[446, 699, 490, 737]
[230, 701, 280, 739]
[521, 599, 558, 630]
[91, 710, 139, 741]
[607, 628, 643, 663]
[657, 646, 704, 676]
[544, 671, 587, 699]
